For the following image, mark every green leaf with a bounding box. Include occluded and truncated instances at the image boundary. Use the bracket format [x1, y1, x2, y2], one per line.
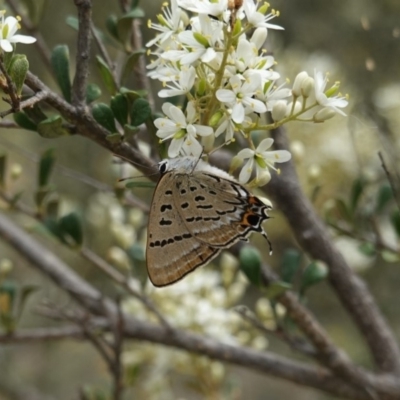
[66, 16, 79, 30]
[111, 94, 129, 126]
[96, 56, 118, 95]
[121, 49, 146, 83]
[23, 103, 48, 124]
[20, 0, 46, 24]
[117, 8, 145, 43]
[300, 261, 328, 295]
[14, 111, 38, 131]
[130, 98, 151, 126]
[37, 115, 69, 138]
[8, 55, 29, 95]
[391, 210, 400, 237]
[350, 177, 365, 212]
[358, 242, 376, 257]
[376, 184, 393, 213]
[51, 45, 72, 102]
[280, 248, 302, 283]
[126, 243, 145, 262]
[239, 246, 262, 286]
[86, 83, 102, 104]
[43, 217, 63, 240]
[125, 181, 156, 189]
[263, 281, 292, 300]
[0, 154, 6, 188]
[106, 14, 119, 40]
[120, 87, 143, 101]
[92, 103, 117, 133]
[38, 149, 55, 188]
[59, 212, 83, 247]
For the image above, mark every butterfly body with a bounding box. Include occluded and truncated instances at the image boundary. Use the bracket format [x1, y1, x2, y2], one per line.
[146, 157, 272, 287]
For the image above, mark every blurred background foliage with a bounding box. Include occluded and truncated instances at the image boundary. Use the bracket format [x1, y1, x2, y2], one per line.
[0, 0, 399, 399]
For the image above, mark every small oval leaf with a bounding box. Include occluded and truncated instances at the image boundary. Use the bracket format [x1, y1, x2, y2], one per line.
[111, 93, 129, 126]
[96, 56, 118, 95]
[300, 261, 328, 294]
[239, 246, 262, 286]
[130, 98, 151, 126]
[92, 103, 117, 133]
[51, 45, 71, 102]
[37, 115, 69, 138]
[38, 149, 56, 188]
[14, 111, 37, 131]
[86, 83, 102, 104]
[59, 212, 83, 247]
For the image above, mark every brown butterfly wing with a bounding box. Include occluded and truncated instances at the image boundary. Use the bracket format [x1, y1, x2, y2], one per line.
[146, 172, 220, 287]
[174, 171, 270, 247]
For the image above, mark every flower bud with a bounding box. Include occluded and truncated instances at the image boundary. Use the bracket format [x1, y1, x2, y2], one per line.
[271, 100, 287, 121]
[209, 110, 223, 127]
[10, 163, 22, 180]
[313, 107, 336, 122]
[301, 76, 314, 98]
[292, 71, 309, 97]
[290, 140, 305, 161]
[202, 134, 215, 153]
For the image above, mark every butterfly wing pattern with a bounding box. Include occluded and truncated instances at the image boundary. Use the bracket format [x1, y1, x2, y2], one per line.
[146, 157, 272, 287]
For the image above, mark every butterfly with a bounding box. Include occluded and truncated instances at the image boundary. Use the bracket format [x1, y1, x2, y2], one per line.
[146, 157, 272, 287]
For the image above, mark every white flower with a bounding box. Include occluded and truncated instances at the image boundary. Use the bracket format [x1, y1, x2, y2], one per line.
[234, 138, 292, 185]
[0, 13, 36, 52]
[154, 101, 213, 157]
[314, 70, 348, 116]
[242, 0, 284, 30]
[216, 74, 267, 124]
[158, 65, 196, 97]
[178, 0, 229, 18]
[258, 81, 291, 111]
[146, 0, 184, 47]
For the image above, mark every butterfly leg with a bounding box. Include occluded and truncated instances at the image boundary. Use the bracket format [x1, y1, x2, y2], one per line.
[261, 227, 273, 255]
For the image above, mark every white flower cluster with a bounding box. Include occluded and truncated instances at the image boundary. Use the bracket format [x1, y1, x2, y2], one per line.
[147, 0, 348, 185]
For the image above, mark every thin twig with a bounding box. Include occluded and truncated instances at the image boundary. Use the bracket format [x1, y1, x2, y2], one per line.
[72, 0, 92, 108]
[235, 306, 317, 357]
[378, 151, 400, 212]
[0, 90, 48, 118]
[90, 22, 119, 89]
[80, 247, 170, 329]
[0, 55, 20, 113]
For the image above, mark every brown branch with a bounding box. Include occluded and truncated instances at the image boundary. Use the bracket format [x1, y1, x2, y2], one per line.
[72, 0, 92, 108]
[1, 211, 400, 399]
[0, 210, 393, 400]
[0, 120, 18, 128]
[267, 127, 400, 374]
[0, 323, 107, 343]
[378, 151, 400, 212]
[24, 71, 157, 177]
